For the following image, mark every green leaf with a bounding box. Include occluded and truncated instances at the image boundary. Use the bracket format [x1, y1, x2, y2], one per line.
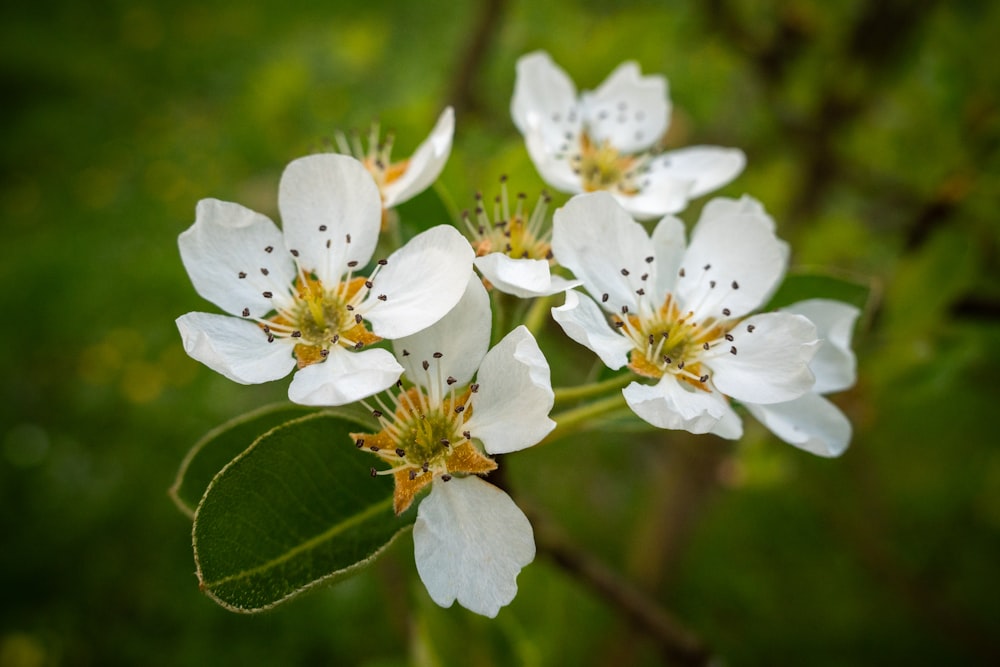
[764, 271, 874, 312]
[169, 403, 318, 518]
[192, 410, 413, 613]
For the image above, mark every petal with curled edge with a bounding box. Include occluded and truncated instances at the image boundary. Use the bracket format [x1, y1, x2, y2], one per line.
[474, 254, 580, 298]
[176, 312, 296, 385]
[286, 346, 403, 406]
[783, 299, 860, 394]
[551, 290, 633, 370]
[414, 476, 535, 618]
[623, 379, 743, 438]
[465, 326, 556, 455]
[381, 107, 455, 208]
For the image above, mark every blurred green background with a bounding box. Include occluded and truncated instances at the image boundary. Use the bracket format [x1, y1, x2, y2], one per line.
[2, 0, 998, 665]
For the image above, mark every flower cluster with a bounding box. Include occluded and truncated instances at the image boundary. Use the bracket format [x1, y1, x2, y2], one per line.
[177, 50, 860, 618]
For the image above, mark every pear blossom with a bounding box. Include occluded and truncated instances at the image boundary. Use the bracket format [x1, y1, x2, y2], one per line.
[335, 107, 454, 213]
[551, 192, 820, 438]
[176, 153, 473, 407]
[462, 178, 579, 298]
[511, 51, 745, 220]
[351, 276, 555, 617]
[744, 299, 860, 457]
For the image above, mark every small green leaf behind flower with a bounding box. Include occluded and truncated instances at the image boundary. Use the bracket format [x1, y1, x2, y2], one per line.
[188, 410, 415, 613]
[764, 271, 874, 313]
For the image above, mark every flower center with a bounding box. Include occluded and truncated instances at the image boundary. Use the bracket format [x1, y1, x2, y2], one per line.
[615, 294, 732, 389]
[352, 381, 496, 514]
[261, 271, 382, 368]
[463, 179, 553, 261]
[572, 133, 642, 194]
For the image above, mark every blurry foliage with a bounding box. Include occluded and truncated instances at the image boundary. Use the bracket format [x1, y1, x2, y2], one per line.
[1, 0, 998, 665]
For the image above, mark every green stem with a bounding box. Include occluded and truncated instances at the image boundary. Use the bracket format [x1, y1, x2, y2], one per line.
[523, 294, 553, 336]
[540, 393, 627, 447]
[553, 372, 633, 405]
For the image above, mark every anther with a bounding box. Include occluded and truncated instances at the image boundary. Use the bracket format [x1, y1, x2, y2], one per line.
[641, 273, 648, 281]
[346, 233, 351, 243]
[290, 249, 299, 257]
[378, 259, 388, 266]
[354, 342, 364, 350]
[463, 430, 471, 440]
[422, 462, 429, 473]
[370, 467, 377, 478]
[422, 360, 430, 371]
[355, 438, 364, 448]
[645, 256, 654, 263]
[263, 291, 273, 298]
[260, 267, 269, 276]
[326, 240, 331, 248]
[238, 271, 247, 279]
[678, 361, 685, 369]
[699, 374, 709, 383]
[355, 314, 363, 324]
[648, 334, 655, 345]
[636, 288, 645, 295]
[730, 346, 738, 355]
[621, 305, 629, 314]
[320, 349, 329, 357]
[747, 324, 756, 333]
[319, 225, 327, 231]
[267, 334, 275, 343]
[291, 330, 302, 338]
[455, 405, 465, 414]
[621, 268, 630, 276]
[347, 260, 358, 267]
[446, 376, 457, 385]
[710, 280, 716, 288]
[346, 305, 354, 311]
[433, 352, 443, 358]
[602, 293, 609, 303]
[725, 334, 734, 341]
[395, 448, 405, 457]
[409, 470, 417, 480]
[662, 355, 672, 364]
[732, 281, 739, 290]
[401, 349, 410, 356]
[614, 321, 625, 328]
[331, 334, 340, 344]
[365, 280, 373, 288]
[679, 268, 686, 277]
[440, 438, 450, 447]
[442, 474, 453, 482]
[722, 308, 731, 316]
[470, 384, 479, 392]
[377, 294, 387, 301]
[242, 307, 250, 317]
[703, 264, 711, 270]
[372, 409, 383, 418]
[703, 342, 710, 350]
[369, 445, 379, 452]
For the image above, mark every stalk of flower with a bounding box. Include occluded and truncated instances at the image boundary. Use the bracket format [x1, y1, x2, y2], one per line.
[511, 50, 746, 220]
[462, 176, 580, 298]
[176, 153, 473, 407]
[333, 107, 454, 227]
[744, 299, 861, 457]
[550, 192, 821, 439]
[350, 276, 555, 617]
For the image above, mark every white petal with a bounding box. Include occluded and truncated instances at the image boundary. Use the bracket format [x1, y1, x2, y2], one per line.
[414, 476, 535, 618]
[650, 215, 686, 300]
[179, 199, 296, 318]
[708, 312, 819, 404]
[511, 51, 582, 154]
[623, 380, 743, 438]
[465, 326, 556, 454]
[678, 200, 789, 321]
[581, 61, 669, 153]
[381, 107, 454, 208]
[176, 312, 295, 384]
[552, 192, 655, 312]
[651, 146, 746, 199]
[746, 393, 851, 457]
[393, 275, 491, 392]
[522, 119, 583, 193]
[783, 299, 860, 394]
[551, 290, 633, 370]
[613, 172, 694, 220]
[286, 346, 403, 406]
[362, 225, 474, 339]
[474, 254, 580, 298]
[278, 154, 382, 285]
[700, 194, 777, 233]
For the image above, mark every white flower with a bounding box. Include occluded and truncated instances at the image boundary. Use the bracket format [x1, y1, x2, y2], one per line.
[351, 276, 555, 617]
[176, 153, 473, 406]
[551, 192, 820, 438]
[462, 178, 579, 298]
[744, 299, 860, 457]
[335, 107, 454, 210]
[511, 51, 746, 221]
